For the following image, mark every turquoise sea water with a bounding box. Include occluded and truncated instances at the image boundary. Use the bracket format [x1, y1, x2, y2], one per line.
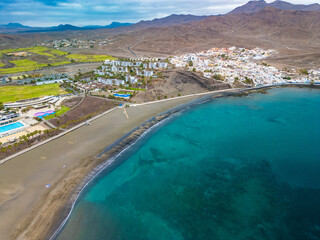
[56, 88, 320, 240]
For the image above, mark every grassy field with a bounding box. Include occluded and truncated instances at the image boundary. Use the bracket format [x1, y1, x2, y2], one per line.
[0, 84, 67, 103]
[44, 105, 70, 120]
[28, 46, 67, 58]
[3, 59, 47, 74]
[0, 46, 115, 74]
[127, 87, 146, 91]
[66, 54, 114, 63]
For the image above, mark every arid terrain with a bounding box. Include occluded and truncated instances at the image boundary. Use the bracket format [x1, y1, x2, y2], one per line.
[132, 70, 230, 103]
[49, 96, 118, 128]
[122, 7, 320, 68]
[1, 4, 320, 69]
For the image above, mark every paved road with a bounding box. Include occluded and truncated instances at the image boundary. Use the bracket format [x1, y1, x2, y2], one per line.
[128, 43, 137, 57]
[131, 87, 243, 107]
[127, 37, 143, 58]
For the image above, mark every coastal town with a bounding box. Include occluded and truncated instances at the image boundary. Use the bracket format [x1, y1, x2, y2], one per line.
[1, 46, 320, 156]
[170, 47, 320, 86]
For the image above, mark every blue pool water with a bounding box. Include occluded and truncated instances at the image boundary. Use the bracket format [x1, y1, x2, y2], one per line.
[114, 94, 131, 98]
[0, 122, 24, 133]
[56, 87, 320, 240]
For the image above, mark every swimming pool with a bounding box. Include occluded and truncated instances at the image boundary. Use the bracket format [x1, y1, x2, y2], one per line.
[114, 93, 131, 98]
[0, 122, 24, 133]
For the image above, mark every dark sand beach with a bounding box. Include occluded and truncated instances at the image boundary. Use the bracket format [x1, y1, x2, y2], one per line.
[1, 85, 311, 240]
[0, 92, 220, 240]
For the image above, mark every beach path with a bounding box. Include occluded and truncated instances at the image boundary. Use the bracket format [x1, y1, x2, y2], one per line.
[0, 95, 200, 240]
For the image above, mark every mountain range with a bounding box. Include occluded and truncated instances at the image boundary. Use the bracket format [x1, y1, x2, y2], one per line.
[0, 22, 133, 33]
[229, 0, 320, 14]
[119, 7, 320, 54]
[133, 14, 208, 28]
[0, 14, 208, 34]
[1, 1, 320, 34]
[1, 0, 320, 68]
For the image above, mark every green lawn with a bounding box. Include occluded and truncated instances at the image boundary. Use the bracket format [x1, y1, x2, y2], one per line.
[49, 49, 69, 56]
[0, 59, 47, 74]
[50, 60, 71, 66]
[66, 54, 115, 63]
[127, 87, 146, 91]
[0, 46, 66, 57]
[0, 46, 116, 74]
[117, 91, 132, 95]
[0, 47, 31, 54]
[43, 105, 70, 120]
[0, 84, 67, 103]
[28, 46, 56, 58]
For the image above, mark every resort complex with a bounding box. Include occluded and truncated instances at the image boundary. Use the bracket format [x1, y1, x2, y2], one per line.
[0, 94, 71, 144]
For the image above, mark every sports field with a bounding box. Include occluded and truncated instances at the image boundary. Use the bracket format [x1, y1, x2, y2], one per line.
[43, 105, 70, 120]
[0, 46, 115, 74]
[0, 83, 67, 103]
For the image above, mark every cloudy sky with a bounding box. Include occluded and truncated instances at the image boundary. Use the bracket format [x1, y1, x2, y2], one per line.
[0, 0, 317, 27]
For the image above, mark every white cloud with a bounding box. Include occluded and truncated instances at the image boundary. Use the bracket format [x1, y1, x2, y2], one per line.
[58, 2, 83, 9]
[0, 0, 319, 27]
[92, 5, 121, 12]
[10, 11, 38, 16]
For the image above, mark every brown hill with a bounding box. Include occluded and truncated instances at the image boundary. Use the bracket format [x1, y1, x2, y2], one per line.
[0, 14, 209, 50]
[229, 0, 320, 15]
[133, 14, 208, 28]
[114, 7, 320, 67]
[2, 7, 320, 68]
[229, 0, 268, 14]
[132, 70, 230, 103]
[270, 1, 320, 11]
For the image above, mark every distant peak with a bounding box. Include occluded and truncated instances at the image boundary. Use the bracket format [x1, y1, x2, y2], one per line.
[105, 22, 132, 28]
[229, 0, 320, 15]
[58, 24, 74, 27]
[259, 6, 282, 12]
[247, 0, 266, 3]
[1, 23, 30, 28]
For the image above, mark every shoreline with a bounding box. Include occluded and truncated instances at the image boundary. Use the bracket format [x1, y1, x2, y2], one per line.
[49, 84, 320, 240]
[47, 87, 268, 240]
[1, 84, 318, 240]
[2, 90, 225, 240]
[1, 83, 318, 165]
[48, 91, 229, 240]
